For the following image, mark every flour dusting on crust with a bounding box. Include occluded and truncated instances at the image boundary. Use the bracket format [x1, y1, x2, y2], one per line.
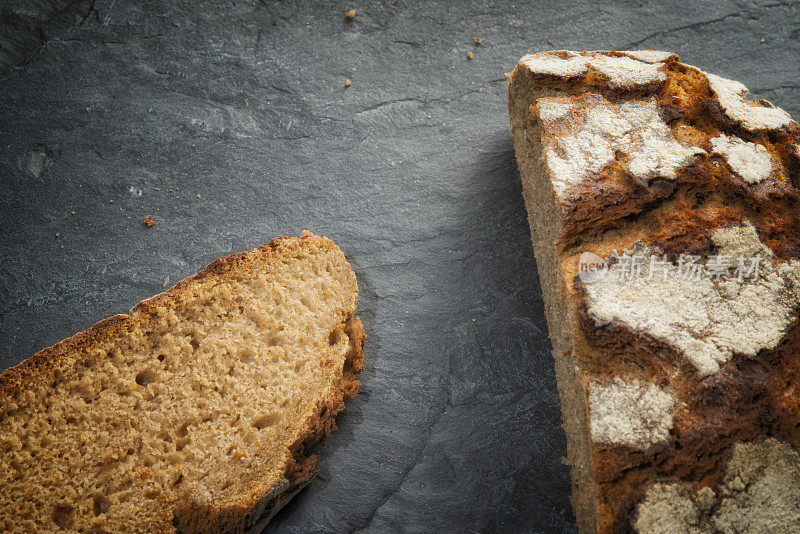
[634, 438, 800, 533]
[620, 50, 677, 63]
[520, 50, 591, 78]
[706, 72, 794, 131]
[536, 93, 702, 198]
[588, 378, 675, 450]
[584, 221, 800, 376]
[519, 50, 668, 88]
[709, 134, 773, 184]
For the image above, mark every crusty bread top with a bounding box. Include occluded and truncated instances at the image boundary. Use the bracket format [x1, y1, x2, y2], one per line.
[513, 50, 799, 246]
[509, 51, 800, 532]
[0, 232, 365, 533]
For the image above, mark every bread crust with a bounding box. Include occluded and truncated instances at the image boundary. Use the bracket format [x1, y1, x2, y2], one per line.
[509, 50, 800, 533]
[0, 232, 365, 533]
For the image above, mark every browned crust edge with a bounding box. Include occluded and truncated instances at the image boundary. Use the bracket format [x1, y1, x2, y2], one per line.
[0, 232, 366, 533]
[0, 234, 297, 396]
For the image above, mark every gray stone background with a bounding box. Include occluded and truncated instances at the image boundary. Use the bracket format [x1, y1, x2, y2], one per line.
[1, 1, 798, 532]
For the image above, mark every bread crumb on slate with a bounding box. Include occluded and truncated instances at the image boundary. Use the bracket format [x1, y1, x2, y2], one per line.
[143, 215, 155, 227]
[71, 211, 76, 215]
[475, 37, 481, 45]
[467, 51, 473, 60]
[345, 9, 356, 19]
[196, 194, 201, 198]
[109, 199, 114, 203]
[345, 79, 352, 88]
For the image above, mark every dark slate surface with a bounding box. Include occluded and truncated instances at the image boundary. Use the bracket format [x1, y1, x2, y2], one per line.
[1, 1, 798, 532]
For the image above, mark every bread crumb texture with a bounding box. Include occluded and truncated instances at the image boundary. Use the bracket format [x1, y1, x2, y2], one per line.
[634, 438, 800, 533]
[584, 221, 800, 376]
[0, 233, 365, 533]
[588, 378, 674, 450]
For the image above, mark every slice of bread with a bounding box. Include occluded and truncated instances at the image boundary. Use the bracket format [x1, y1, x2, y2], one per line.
[0, 232, 365, 533]
[509, 50, 800, 533]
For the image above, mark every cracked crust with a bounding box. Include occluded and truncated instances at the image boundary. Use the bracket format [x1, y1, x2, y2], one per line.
[509, 50, 800, 533]
[0, 232, 365, 533]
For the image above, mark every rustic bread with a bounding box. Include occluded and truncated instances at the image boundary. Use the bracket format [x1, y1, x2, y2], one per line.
[0, 232, 365, 533]
[509, 50, 800, 533]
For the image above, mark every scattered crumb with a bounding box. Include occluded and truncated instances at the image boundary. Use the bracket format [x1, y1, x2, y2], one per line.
[302, 97, 307, 101]
[109, 199, 114, 203]
[196, 194, 201, 198]
[474, 37, 481, 45]
[467, 51, 473, 60]
[143, 215, 155, 227]
[760, 38, 765, 43]
[55, 233, 60, 238]
[345, 79, 352, 88]
[71, 211, 76, 215]
[345, 8, 356, 19]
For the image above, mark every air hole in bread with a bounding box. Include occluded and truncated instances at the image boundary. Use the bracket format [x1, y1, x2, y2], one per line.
[135, 369, 157, 387]
[328, 329, 341, 346]
[239, 348, 254, 363]
[252, 414, 279, 430]
[92, 495, 110, 516]
[52, 503, 75, 529]
[177, 422, 191, 438]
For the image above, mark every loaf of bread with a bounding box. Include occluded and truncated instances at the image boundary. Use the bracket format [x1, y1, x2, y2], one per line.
[0, 232, 365, 533]
[509, 50, 800, 532]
